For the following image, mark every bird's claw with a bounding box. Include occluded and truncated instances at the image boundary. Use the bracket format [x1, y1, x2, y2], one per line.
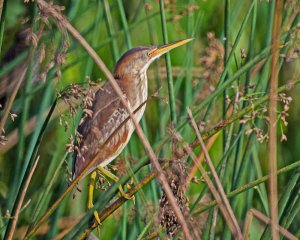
[118, 185, 135, 205]
[93, 210, 101, 225]
[87, 202, 101, 225]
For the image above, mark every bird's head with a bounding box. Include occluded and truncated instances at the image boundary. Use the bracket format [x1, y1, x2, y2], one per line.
[114, 38, 193, 79]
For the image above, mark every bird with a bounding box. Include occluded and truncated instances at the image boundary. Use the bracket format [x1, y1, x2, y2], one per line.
[72, 38, 192, 223]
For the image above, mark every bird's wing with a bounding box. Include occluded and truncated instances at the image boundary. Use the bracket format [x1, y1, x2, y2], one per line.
[72, 82, 130, 179]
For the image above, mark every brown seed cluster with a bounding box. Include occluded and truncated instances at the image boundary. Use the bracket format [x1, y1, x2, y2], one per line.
[158, 160, 190, 238]
[194, 32, 224, 109]
[278, 93, 292, 141]
[0, 134, 7, 146]
[240, 101, 269, 144]
[283, 32, 300, 62]
[145, 1, 199, 24]
[240, 93, 292, 143]
[36, 1, 70, 81]
[200, 32, 224, 85]
[57, 81, 96, 158]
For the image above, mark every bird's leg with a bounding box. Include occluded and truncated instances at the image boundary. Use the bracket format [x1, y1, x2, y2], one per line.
[96, 166, 134, 203]
[88, 171, 101, 225]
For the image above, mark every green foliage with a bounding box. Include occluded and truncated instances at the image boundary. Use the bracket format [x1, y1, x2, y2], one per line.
[0, 0, 299, 239]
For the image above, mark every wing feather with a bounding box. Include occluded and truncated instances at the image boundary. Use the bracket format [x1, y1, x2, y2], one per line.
[72, 83, 130, 179]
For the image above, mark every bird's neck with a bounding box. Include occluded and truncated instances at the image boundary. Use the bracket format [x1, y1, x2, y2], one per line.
[115, 71, 148, 111]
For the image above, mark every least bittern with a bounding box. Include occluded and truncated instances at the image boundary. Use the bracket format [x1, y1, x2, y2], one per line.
[72, 38, 192, 224]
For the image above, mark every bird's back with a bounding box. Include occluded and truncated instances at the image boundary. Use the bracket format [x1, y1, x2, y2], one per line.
[72, 81, 145, 180]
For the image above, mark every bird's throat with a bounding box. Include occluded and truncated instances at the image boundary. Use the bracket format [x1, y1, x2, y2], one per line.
[119, 71, 148, 114]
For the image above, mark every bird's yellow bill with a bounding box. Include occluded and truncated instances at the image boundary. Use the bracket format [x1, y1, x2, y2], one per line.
[149, 38, 193, 58]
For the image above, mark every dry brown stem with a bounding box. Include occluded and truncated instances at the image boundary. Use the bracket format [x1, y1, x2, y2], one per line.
[7, 157, 39, 240]
[186, 108, 242, 239]
[53, 165, 165, 239]
[243, 209, 297, 240]
[171, 130, 242, 239]
[269, 1, 283, 239]
[15, 215, 82, 239]
[0, 60, 29, 137]
[186, 131, 220, 185]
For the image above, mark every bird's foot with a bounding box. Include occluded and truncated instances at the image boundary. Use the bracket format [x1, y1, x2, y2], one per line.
[97, 166, 135, 204]
[88, 171, 101, 225]
[88, 202, 101, 225]
[118, 184, 135, 205]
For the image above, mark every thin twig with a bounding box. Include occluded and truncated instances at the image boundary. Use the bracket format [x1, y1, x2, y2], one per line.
[159, 0, 176, 124]
[171, 131, 240, 238]
[0, 61, 29, 135]
[6, 157, 39, 240]
[187, 108, 242, 239]
[15, 216, 82, 239]
[0, 24, 43, 139]
[29, 2, 193, 239]
[187, 131, 220, 185]
[269, 1, 283, 239]
[189, 79, 300, 149]
[243, 207, 253, 240]
[243, 209, 297, 240]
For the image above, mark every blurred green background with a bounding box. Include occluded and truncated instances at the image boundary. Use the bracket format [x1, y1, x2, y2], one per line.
[0, 0, 300, 239]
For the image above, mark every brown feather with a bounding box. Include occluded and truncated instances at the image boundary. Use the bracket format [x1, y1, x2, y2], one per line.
[72, 82, 131, 179]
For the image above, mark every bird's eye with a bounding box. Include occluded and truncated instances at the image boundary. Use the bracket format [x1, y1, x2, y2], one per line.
[147, 52, 151, 57]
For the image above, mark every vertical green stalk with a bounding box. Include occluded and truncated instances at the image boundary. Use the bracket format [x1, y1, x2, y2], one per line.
[0, 0, 7, 57]
[261, 171, 300, 239]
[67, 0, 82, 21]
[224, 0, 230, 62]
[122, 202, 127, 240]
[231, 1, 272, 223]
[222, 0, 231, 166]
[280, 178, 300, 230]
[117, 0, 132, 49]
[202, 1, 255, 122]
[184, 0, 194, 108]
[29, 153, 67, 225]
[85, 0, 103, 76]
[6, 3, 39, 212]
[4, 92, 57, 239]
[252, 146, 269, 214]
[258, 0, 276, 92]
[46, 183, 68, 239]
[231, 0, 257, 188]
[0, 211, 4, 239]
[210, 0, 231, 238]
[159, 0, 177, 124]
[202, 209, 215, 239]
[143, 0, 160, 202]
[245, 0, 257, 91]
[222, 0, 230, 147]
[8, 59, 32, 209]
[191, 129, 244, 212]
[137, 220, 152, 240]
[103, 0, 119, 62]
[144, 0, 165, 140]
